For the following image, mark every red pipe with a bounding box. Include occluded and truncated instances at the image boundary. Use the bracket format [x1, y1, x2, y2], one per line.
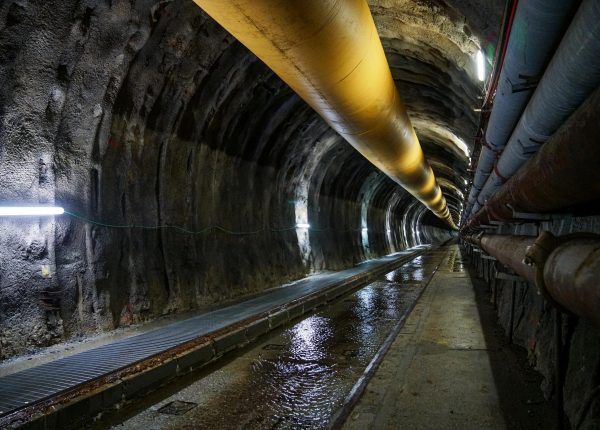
[484, 0, 519, 107]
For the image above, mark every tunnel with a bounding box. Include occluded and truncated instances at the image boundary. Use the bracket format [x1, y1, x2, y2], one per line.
[0, 0, 599, 428]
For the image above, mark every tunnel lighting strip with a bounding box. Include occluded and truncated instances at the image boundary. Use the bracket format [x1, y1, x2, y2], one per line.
[0, 206, 64, 216]
[476, 50, 486, 82]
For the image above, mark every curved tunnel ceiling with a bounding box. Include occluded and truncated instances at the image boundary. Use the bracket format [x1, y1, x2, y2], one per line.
[366, 0, 503, 227]
[172, 0, 501, 231]
[0, 0, 504, 356]
[179, 0, 501, 229]
[0, 0, 506, 250]
[0, 0, 501, 230]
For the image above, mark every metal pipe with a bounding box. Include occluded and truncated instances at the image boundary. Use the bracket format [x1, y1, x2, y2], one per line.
[530, 233, 600, 329]
[465, 0, 578, 219]
[467, 232, 600, 328]
[463, 85, 600, 230]
[192, 0, 455, 228]
[486, 0, 578, 149]
[469, 0, 600, 218]
[478, 235, 536, 282]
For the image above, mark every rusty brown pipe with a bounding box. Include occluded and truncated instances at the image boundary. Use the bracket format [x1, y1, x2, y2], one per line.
[468, 232, 600, 328]
[463, 85, 600, 231]
[192, 0, 456, 228]
[525, 232, 600, 328]
[478, 235, 537, 283]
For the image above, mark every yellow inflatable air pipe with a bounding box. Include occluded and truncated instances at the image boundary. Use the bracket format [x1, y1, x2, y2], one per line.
[192, 0, 457, 229]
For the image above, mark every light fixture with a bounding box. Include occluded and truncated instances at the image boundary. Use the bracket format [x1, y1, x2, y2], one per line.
[476, 50, 485, 82]
[0, 206, 65, 216]
[296, 223, 310, 229]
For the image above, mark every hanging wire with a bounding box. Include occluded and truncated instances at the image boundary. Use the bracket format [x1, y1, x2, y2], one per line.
[64, 210, 296, 236]
[64, 210, 379, 236]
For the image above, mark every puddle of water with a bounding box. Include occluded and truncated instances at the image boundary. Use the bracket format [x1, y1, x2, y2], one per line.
[109, 253, 442, 430]
[444, 248, 467, 273]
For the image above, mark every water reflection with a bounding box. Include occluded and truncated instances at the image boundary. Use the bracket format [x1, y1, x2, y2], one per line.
[288, 316, 332, 362]
[356, 287, 375, 313]
[144, 253, 440, 430]
[251, 315, 339, 429]
[385, 264, 426, 283]
[446, 249, 466, 272]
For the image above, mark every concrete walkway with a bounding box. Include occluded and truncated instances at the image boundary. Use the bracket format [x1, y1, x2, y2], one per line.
[344, 244, 555, 430]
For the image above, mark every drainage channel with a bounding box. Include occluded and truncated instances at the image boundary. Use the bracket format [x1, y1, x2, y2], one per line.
[1, 247, 432, 429]
[97, 248, 446, 430]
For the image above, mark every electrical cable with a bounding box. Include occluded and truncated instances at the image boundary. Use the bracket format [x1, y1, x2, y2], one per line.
[64, 211, 375, 236]
[65, 210, 294, 235]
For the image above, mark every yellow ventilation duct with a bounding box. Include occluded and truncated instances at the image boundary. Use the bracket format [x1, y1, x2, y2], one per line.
[192, 0, 457, 229]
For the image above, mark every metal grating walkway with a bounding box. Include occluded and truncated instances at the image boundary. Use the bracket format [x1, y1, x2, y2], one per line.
[0, 246, 429, 418]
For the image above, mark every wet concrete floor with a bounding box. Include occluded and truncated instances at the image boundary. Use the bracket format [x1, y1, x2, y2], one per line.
[98, 250, 445, 429]
[344, 244, 556, 430]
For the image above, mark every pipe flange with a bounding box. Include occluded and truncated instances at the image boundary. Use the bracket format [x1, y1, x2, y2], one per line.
[474, 230, 484, 246]
[524, 231, 570, 314]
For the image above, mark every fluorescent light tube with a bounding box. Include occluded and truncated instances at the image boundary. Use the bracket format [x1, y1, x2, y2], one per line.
[476, 50, 485, 81]
[0, 206, 65, 216]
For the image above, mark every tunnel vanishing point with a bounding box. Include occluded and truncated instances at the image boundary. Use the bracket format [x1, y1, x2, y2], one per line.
[0, 0, 599, 429]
